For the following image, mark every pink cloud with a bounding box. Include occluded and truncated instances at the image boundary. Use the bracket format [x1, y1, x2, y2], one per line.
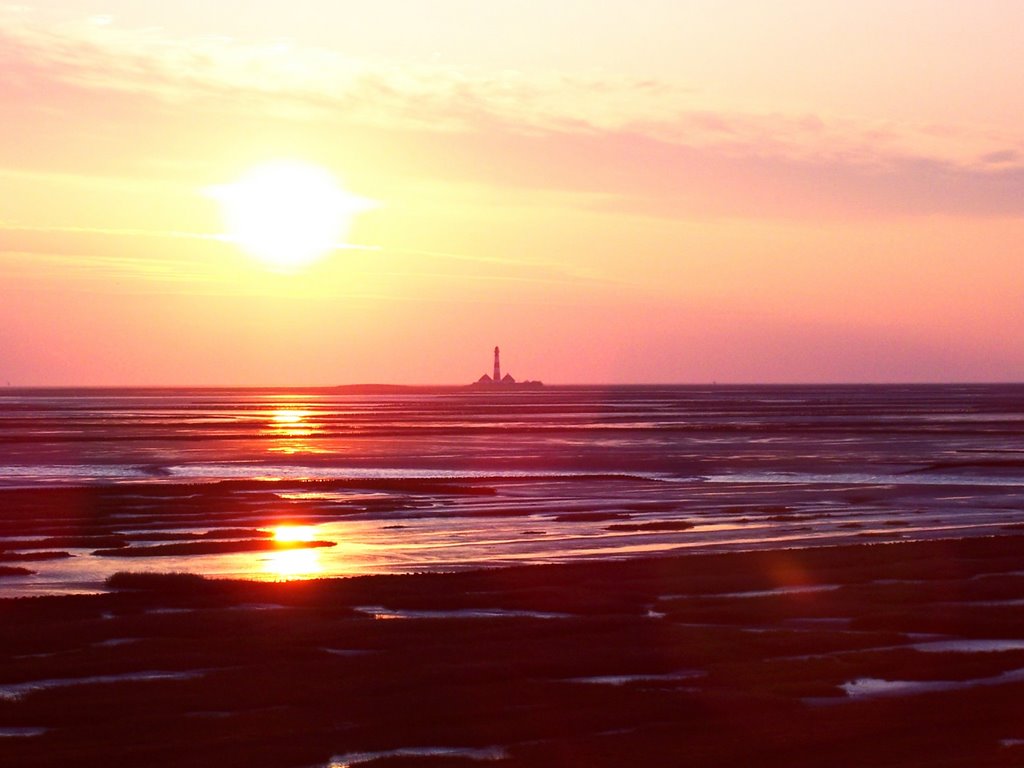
[2, 16, 1023, 221]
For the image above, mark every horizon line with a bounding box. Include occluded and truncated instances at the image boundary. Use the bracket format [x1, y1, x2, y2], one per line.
[3, 381, 1024, 390]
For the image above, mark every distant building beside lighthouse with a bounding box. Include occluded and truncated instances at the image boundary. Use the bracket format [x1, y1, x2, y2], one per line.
[473, 346, 543, 388]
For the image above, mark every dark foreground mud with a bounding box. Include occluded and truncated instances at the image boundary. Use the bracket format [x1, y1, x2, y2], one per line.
[4, 536, 1024, 767]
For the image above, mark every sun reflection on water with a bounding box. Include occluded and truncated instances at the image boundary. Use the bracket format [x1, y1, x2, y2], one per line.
[269, 408, 314, 436]
[272, 409, 309, 425]
[273, 524, 316, 543]
[259, 524, 325, 580]
[267, 440, 328, 456]
[264, 407, 326, 455]
[255, 523, 383, 581]
[264, 546, 324, 580]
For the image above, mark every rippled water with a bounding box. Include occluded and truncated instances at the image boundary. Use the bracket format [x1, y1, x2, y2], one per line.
[2, 385, 1024, 595]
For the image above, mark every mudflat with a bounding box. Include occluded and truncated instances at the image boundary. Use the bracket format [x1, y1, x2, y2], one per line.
[4, 535, 1024, 767]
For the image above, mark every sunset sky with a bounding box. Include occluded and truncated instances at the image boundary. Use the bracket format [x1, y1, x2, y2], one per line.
[2, 2, 1023, 384]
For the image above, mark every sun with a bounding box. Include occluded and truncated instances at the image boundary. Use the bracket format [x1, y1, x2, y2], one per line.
[208, 161, 374, 271]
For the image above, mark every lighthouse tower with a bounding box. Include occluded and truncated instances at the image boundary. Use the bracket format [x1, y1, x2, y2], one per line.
[473, 346, 537, 387]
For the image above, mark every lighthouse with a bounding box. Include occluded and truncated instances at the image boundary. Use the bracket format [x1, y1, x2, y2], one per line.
[472, 347, 540, 387]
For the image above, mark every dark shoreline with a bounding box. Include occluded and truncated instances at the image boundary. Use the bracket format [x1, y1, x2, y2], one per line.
[4, 535, 1024, 767]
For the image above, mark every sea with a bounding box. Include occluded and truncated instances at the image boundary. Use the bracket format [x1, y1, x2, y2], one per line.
[2, 384, 1024, 596]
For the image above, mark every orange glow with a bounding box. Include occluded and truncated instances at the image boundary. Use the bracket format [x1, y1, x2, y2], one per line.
[207, 162, 375, 272]
[273, 524, 317, 543]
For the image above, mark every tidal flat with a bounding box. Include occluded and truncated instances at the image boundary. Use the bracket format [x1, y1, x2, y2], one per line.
[4, 536, 1024, 767]
[4, 386, 1024, 765]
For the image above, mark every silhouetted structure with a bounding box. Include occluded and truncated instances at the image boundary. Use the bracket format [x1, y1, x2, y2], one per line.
[472, 347, 543, 388]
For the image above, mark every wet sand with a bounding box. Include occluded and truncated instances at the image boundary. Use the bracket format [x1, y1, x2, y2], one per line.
[4, 475, 1024, 597]
[4, 535, 1024, 767]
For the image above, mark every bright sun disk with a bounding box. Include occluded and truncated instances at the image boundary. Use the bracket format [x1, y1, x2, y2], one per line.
[208, 161, 374, 271]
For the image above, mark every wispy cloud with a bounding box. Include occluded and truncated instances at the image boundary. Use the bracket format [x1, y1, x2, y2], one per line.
[0, 223, 225, 242]
[2, 8, 1023, 220]
[0, 223, 606, 295]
